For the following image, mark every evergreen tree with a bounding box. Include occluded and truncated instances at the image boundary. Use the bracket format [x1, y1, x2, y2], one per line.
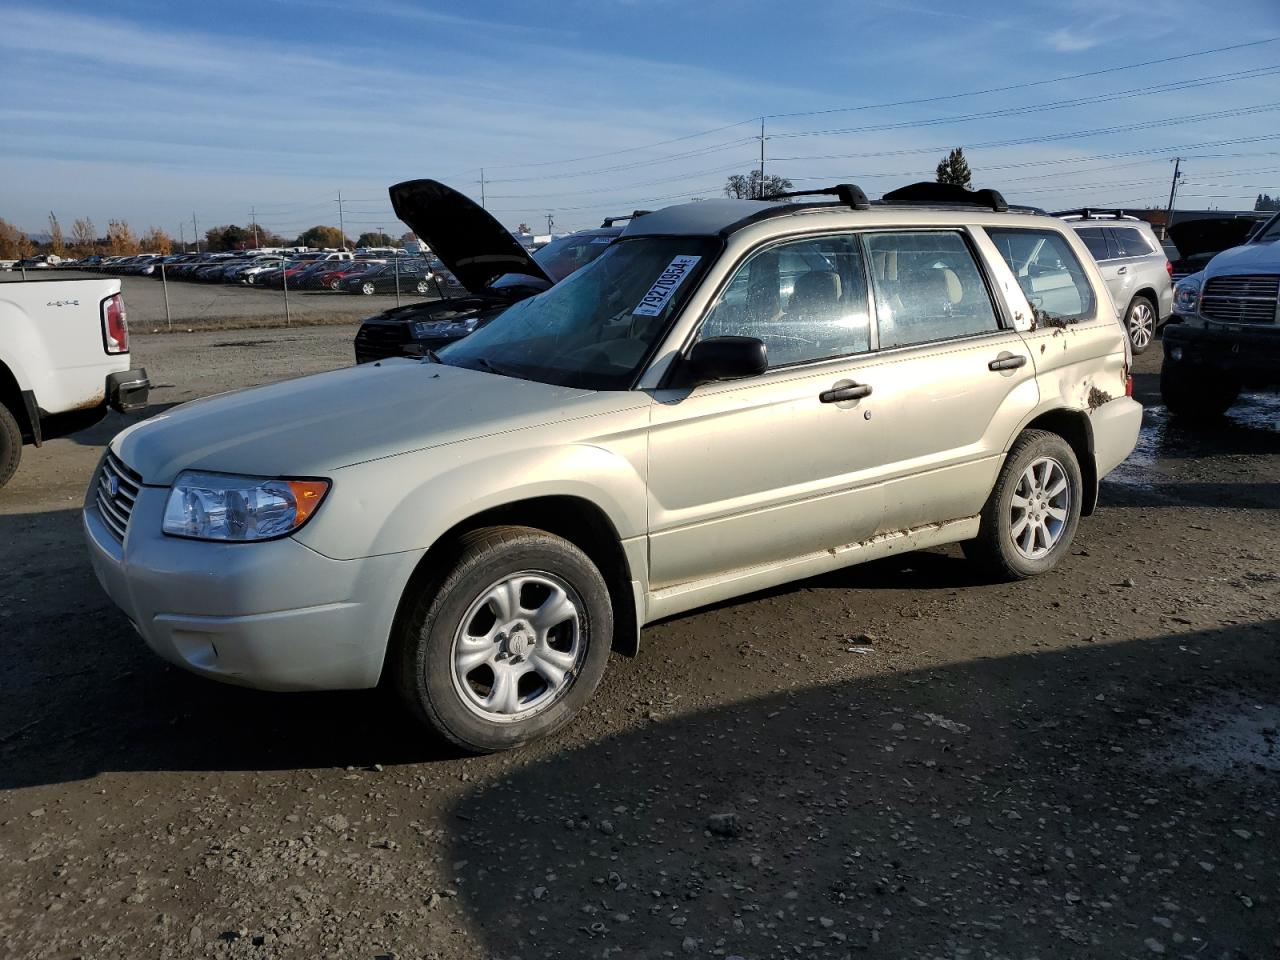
[935, 147, 973, 188]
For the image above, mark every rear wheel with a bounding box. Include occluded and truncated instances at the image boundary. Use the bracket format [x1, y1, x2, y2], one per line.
[361, 281, 376, 295]
[1124, 295, 1156, 355]
[1161, 354, 1238, 420]
[416, 279, 431, 294]
[0, 403, 23, 490]
[392, 526, 613, 753]
[963, 430, 1082, 581]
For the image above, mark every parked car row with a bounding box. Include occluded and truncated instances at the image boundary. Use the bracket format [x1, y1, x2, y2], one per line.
[59, 250, 458, 296]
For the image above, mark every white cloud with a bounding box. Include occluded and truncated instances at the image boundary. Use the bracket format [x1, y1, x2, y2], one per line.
[1045, 28, 1102, 53]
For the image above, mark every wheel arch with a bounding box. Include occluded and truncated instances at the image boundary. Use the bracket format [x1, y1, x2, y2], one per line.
[385, 494, 642, 682]
[1020, 408, 1097, 515]
[0, 359, 38, 444]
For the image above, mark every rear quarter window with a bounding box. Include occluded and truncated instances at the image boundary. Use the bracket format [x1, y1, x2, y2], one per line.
[986, 228, 1097, 323]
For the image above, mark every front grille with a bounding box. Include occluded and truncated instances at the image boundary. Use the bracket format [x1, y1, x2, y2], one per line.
[95, 451, 142, 541]
[1200, 274, 1279, 324]
[354, 323, 407, 363]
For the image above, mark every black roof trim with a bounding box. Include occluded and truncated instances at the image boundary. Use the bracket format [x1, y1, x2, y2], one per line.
[881, 181, 1008, 212]
[1052, 208, 1137, 220]
[601, 210, 652, 228]
[763, 183, 871, 210]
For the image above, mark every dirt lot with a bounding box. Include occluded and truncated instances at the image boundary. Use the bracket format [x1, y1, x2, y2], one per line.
[1, 330, 1277, 960]
[105, 275, 429, 331]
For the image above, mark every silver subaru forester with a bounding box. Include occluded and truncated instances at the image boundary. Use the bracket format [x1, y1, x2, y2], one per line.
[85, 179, 1141, 753]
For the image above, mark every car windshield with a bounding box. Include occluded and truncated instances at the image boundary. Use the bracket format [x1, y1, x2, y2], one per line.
[1253, 213, 1280, 243]
[439, 237, 715, 390]
[531, 231, 618, 281]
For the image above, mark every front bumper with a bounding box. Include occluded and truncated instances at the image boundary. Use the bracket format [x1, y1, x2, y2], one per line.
[1163, 320, 1280, 387]
[82, 474, 423, 691]
[107, 369, 150, 413]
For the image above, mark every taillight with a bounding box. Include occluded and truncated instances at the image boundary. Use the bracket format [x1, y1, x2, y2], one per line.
[1125, 375, 1134, 397]
[1165, 260, 1174, 278]
[101, 293, 129, 354]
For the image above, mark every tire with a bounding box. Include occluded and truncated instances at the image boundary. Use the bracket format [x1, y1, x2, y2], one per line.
[1124, 295, 1156, 355]
[361, 281, 376, 295]
[0, 403, 23, 490]
[416, 280, 431, 294]
[329, 279, 342, 290]
[1160, 353, 1239, 421]
[963, 430, 1083, 581]
[392, 525, 613, 753]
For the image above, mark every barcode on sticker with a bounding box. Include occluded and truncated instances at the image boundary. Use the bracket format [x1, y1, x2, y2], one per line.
[633, 255, 701, 316]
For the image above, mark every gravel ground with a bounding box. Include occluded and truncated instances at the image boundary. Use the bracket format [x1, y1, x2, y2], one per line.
[0, 330, 1277, 960]
[115, 275, 430, 331]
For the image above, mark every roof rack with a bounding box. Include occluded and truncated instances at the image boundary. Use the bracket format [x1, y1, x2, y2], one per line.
[880, 181, 1008, 212]
[1052, 208, 1136, 220]
[601, 210, 652, 228]
[762, 183, 871, 210]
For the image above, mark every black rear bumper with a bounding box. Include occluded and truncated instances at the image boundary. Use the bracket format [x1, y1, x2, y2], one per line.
[1163, 321, 1280, 387]
[107, 368, 150, 413]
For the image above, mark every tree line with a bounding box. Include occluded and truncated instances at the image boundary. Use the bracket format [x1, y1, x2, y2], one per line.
[0, 214, 416, 260]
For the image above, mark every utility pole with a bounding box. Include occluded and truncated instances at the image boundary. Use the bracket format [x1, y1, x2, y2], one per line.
[1162, 157, 1184, 240]
[250, 206, 260, 248]
[192, 212, 200, 253]
[335, 191, 347, 250]
[179, 222, 186, 253]
[480, 168, 486, 210]
[545, 212, 554, 234]
[759, 118, 766, 198]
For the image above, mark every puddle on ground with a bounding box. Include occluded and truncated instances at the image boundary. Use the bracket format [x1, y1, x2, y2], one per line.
[1106, 392, 1280, 488]
[1144, 693, 1280, 779]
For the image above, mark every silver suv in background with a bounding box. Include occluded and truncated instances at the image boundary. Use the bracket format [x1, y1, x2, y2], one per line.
[1058, 211, 1173, 355]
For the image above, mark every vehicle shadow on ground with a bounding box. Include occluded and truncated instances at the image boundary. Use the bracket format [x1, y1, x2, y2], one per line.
[56, 401, 187, 448]
[445, 622, 1280, 960]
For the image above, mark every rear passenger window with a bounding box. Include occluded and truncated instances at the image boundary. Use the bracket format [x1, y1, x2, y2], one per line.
[987, 228, 1097, 323]
[1075, 227, 1112, 262]
[863, 231, 1000, 349]
[1112, 227, 1153, 257]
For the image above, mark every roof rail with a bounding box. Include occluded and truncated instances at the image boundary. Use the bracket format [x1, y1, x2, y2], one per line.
[1052, 208, 1136, 220]
[880, 181, 1009, 212]
[601, 209, 652, 228]
[762, 183, 871, 210]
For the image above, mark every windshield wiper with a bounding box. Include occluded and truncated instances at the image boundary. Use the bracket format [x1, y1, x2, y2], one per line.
[470, 356, 520, 378]
[421, 347, 444, 364]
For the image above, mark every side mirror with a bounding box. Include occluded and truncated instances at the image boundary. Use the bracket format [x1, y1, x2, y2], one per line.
[682, 336, 768, 385]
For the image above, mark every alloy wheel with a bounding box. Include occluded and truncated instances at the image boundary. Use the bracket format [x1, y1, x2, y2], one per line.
[1009, 457, 1071, 560]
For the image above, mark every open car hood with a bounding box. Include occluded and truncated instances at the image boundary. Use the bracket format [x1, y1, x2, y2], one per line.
[1166, 217, 1263, 258]
[389, 179, 554, 295]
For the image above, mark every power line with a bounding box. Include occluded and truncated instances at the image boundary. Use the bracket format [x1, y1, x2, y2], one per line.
[474, 35, 1280, 173]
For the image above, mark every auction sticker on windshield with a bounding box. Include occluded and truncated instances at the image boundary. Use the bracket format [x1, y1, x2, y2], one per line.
[633, 256, 701, 316]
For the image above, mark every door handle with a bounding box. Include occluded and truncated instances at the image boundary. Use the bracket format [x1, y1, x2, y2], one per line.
[819, 382, 872, 403]
[988, 354, 1027, 371]
[1116, 266, 1128, 275]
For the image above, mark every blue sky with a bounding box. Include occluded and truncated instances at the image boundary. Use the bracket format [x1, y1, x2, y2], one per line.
[2, 0, 1279, 238]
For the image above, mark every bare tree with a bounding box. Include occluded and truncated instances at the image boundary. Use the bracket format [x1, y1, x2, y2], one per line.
[70, 218, 97, 256]
[47, 212, 66, 256]
[106, 219, 140, 256]
[0, 217, 34, 259]
[724, 170, 793, 199]
[141, 226, 172, 254]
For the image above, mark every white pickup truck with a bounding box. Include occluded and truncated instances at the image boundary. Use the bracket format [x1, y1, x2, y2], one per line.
[0, 273, 149, 488]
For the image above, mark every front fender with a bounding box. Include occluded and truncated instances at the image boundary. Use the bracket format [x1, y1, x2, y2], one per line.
[294, 423, 650, 562]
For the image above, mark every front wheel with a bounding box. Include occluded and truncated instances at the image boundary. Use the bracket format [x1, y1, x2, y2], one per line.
[392, 526, 613, 753]
[0, 403, 22, 489]
[416, 279, 431, 294]
[361, 281, 376, 295]
[963, 430, 1082, 581]
[1124, 295, 1156, 355]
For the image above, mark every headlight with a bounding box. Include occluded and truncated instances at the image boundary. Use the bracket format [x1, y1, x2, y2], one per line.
[411, 317, 479, 340]
[162, 471, 330, 541]
[1173, 276, 1201, 313]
